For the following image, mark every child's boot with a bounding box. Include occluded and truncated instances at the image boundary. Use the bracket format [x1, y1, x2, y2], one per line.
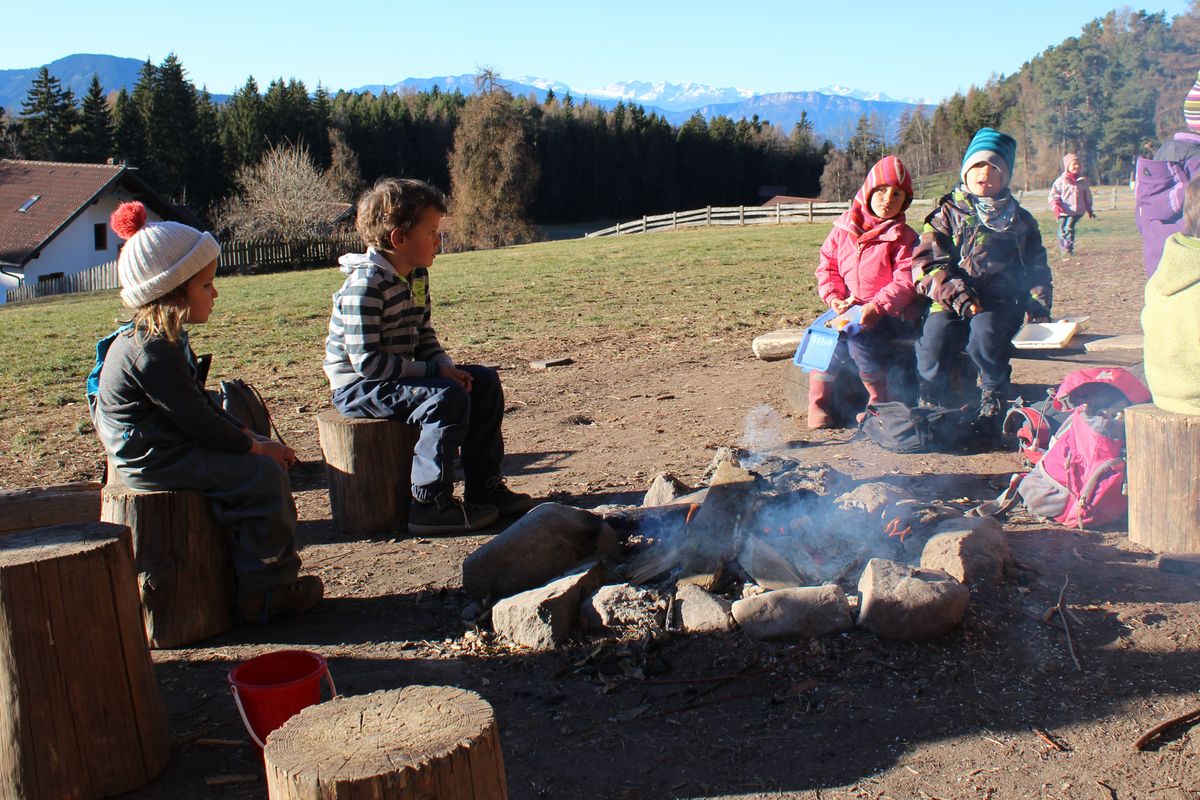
[807, 375, 836, 429]
[856, 372, 890, 423]
[237, 575, 324, 625]
[408, 493, 499, 535]
[465, 476, 537, 516]
[975, 388, 1006, 443]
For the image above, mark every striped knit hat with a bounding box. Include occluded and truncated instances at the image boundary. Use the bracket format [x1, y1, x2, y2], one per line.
[961, 128, 1017, 184]
[1185, 71, 1200, 133]
[853, 155, 914, 216]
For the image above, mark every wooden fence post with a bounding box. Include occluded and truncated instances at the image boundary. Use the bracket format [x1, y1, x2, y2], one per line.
[738, 206, 744, 225]
[672, 211, 677, 230]
[1111, 186, 1117, 210]
[706, 206, 712, 226]
[641, 215, 647, 233]
[808, 201, 814, 223]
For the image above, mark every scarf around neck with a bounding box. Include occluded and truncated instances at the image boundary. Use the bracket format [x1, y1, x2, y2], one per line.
[964, 186, 1017, 232]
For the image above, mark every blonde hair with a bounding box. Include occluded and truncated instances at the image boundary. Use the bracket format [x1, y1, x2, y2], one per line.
[129, 284, 189, 344]
[355, 178, 447, 251]
[1184, 177, 1200, 238]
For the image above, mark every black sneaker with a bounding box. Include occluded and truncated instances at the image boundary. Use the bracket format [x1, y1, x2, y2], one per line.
[238, 575, 324, 625]
[408, 495, 499, 534]
[465, 477, 538, 515]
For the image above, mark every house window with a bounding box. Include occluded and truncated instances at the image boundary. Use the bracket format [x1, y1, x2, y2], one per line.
[37, 272, 64, 284]
[17, 195, 41, 213]
[94, 223, 108, 251]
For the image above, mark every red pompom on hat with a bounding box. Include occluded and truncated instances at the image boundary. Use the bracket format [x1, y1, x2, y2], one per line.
[110, 201, 148, 240]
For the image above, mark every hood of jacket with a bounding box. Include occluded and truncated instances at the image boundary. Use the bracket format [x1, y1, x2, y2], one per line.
[338, 248, 394, 276]
[1152, 233, 1200, 296]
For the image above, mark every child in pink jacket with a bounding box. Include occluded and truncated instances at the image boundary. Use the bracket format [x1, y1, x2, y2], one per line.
[1048, 153, 1094, 257]
[809, 155, 919, 428]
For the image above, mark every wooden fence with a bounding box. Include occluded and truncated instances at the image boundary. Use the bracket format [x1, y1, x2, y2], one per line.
[5, 233, 361, 304]
[585, 199, 937, 238]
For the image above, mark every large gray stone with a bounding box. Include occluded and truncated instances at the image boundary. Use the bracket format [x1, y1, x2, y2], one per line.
[857, 558, 969, 641]
[462, 503, 620, 599]
[580, 583, 667, 634]
[731, 585, 854, 641]
[920, 517, 1009, 586]
[491, 563, 606, 651]
[675, 584, 735, 634]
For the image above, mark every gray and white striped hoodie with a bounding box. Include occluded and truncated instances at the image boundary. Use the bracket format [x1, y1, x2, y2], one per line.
[323, 248, 452, 391]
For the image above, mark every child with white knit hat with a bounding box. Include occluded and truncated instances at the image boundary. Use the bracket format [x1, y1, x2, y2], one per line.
[88, 202, 322, 625]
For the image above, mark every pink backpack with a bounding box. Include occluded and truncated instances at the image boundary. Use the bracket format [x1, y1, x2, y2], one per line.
[1016, 408, 1132, 529]
[977, 367, 1149, 528]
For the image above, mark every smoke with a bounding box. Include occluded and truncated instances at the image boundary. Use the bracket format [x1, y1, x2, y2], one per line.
[739, 403, 791, 467]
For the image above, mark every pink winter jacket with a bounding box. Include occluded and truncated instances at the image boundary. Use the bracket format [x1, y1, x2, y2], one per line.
[816, 219, 919, 319]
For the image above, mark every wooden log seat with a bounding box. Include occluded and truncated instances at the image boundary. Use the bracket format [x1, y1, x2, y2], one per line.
[0, 481, 102, 535]
[0, 522, 171, 799]
[101, 483, 235, 648]
[265, 685, 508, 800]
[1126, 404, 1200, 553]
[316, 411, 419, 537]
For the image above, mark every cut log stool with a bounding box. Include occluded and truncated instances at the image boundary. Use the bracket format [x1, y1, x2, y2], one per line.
[0, 481, 102, 534]
[317, 411, 419, 536]
[0, 522, 172, 799]
[101, 482, 235, 648]
[1126, 404, 1200, 553]
[265, 685, 507, 799]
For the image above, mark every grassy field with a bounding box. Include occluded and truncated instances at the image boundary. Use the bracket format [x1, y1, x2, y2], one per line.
[0, 209, 1132, 481]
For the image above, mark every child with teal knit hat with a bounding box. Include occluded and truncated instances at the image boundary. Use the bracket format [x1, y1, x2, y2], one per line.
[911, 127, 1052, 443]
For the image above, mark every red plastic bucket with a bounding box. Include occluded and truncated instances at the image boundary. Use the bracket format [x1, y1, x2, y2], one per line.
[228, 650, 336, 752]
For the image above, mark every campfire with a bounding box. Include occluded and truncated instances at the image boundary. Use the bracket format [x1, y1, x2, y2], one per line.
[463, 448, 1010, 650]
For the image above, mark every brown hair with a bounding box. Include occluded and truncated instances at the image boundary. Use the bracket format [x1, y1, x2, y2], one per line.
[1185, 176, 1200, 237]
[355, 178, 448, 251]
[129, 284, 189, 344]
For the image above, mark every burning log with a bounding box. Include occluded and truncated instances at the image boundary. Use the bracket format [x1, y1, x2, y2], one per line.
[676, 461, 760, 591]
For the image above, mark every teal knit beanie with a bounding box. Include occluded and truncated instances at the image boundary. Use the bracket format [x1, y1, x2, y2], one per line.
[961, 128, 1017, 184]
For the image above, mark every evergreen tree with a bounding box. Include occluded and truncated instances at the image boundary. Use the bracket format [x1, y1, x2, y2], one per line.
[19, 67, 76, 160]
[77, 75, 114, 162]
[112, 88, 148, 168]
[221, 77, 266, 172]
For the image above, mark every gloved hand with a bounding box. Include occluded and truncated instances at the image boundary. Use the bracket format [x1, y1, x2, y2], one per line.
[1027, 287, 1052, 323]
[927, 276, 977, 317]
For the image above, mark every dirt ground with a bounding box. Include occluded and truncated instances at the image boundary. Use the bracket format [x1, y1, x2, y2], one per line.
[13, 227, 1200, 799]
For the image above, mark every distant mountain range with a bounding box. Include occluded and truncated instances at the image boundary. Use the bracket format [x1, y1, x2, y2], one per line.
[0, 54, 925, 144]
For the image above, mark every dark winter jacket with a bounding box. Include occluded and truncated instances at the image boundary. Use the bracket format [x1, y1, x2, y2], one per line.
[92, 328, 250, 477]
[912, 188, 1052, 317]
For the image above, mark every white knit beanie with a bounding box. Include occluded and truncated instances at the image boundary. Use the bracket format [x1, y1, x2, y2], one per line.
[110, 202, 221, 308]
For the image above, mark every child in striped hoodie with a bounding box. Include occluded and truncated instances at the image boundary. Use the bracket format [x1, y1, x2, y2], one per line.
[323, 179, 533, 534]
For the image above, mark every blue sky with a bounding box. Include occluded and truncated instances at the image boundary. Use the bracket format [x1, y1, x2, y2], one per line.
[4, 0, 1194, 102]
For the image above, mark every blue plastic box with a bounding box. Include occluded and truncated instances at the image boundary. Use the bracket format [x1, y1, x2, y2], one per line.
[792, 306, 862, 372]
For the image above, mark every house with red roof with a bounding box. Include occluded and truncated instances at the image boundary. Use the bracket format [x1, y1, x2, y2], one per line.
[0, 159, 200, 303]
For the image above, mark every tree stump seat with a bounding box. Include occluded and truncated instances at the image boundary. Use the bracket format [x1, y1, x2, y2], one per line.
[265, 685, 507, 799]
[316, 411, 419, 536]
[1126, 403, 1200, 553]
[0, 522, 171, 799]
[0, 481, 102, 534]
[101, 479, 235, 648]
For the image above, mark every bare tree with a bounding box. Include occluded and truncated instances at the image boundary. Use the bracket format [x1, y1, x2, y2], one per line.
[218, 141, 342, 239]
[324, 127, 364, 202]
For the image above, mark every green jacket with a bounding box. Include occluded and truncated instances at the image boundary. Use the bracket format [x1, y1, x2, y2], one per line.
[1143, 232, 1200, 415]
[913, 188, 1053, 314]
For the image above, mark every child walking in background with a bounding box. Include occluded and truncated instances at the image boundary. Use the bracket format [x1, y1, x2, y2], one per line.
[808, 155, 919, 428]
[913, 128, 1052, 440]
[1142, 176, 1200, 415]
[1048, 153, 1095, 257]
[324, 178, 534, 534]
[89, 202, 322, 624]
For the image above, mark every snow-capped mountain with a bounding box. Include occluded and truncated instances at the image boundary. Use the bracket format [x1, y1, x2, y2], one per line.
[570, 80, 756, 112]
